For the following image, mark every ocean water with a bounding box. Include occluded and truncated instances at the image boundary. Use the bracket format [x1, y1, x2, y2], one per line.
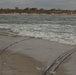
[0, 14, 76, 45]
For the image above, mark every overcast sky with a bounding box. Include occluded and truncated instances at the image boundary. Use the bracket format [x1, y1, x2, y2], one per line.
[0, 0, 76, 10]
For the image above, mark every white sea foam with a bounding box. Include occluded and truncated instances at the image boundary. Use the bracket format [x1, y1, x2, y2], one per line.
[0, 24, 10, 29]
[0, 23, 76, 45]
[10, 24, 76, 45]
[0, 13, 76, 46]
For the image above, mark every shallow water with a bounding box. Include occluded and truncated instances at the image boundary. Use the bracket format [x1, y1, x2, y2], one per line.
[0, 14, 76, 45]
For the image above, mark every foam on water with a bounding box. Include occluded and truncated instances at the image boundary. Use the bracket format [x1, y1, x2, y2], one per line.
[0, 15, 76, 45]
[0, 23, 76, 45]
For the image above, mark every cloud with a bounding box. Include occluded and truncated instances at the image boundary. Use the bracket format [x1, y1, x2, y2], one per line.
[0, 0, 76, 9]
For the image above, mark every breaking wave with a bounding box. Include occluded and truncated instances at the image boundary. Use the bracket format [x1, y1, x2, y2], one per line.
[0, 23, 76, 45]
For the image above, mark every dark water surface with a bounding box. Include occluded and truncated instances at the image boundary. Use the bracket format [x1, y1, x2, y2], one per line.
[0, 14, 76, 45]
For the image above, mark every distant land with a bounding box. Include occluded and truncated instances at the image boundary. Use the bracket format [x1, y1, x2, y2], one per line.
[0, 7, 76, 15]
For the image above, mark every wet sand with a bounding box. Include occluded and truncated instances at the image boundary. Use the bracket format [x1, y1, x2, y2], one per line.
[0, 35, 75, 75]
[55, 51, 76, 75]
[0, 50, 44, 75]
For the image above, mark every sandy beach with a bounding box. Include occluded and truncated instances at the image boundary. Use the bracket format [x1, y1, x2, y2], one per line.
[0, 35, 75, 75]
[55, 51, 76, 75]
[0, 51, 44, 75]
[0, 35, 44, 75]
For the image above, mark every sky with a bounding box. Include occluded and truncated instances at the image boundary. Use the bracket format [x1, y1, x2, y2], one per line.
[0, 0, 76, 10]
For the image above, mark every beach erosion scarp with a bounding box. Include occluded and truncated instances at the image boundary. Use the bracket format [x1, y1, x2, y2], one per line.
[0, 35, 75, 75]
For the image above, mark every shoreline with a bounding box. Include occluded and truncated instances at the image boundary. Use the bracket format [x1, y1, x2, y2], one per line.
[0, 13, 76, 16]
[0, 35, 75, 75]
[0, 33, 75, 46]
